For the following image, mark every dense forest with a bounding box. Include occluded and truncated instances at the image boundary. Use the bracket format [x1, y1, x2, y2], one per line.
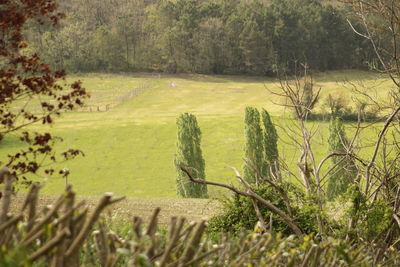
[24, 0, 375, 75]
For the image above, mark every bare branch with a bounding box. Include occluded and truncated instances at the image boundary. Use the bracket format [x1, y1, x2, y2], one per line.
[180, 166, 303, 236]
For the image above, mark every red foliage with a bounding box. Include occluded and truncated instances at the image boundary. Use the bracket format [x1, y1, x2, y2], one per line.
[0, 0, 89, 181]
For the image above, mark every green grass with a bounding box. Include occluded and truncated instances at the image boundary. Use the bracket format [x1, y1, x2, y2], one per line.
[0, 71, 392, 197]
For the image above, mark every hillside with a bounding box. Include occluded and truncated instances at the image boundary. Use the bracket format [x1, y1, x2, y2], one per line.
[0, 70, 392, 197]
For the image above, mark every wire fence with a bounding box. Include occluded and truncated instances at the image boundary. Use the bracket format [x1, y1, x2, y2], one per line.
[79, 74, 161, 112]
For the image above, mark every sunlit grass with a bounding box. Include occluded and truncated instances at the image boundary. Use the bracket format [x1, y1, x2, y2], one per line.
[0, 70, 389, 197]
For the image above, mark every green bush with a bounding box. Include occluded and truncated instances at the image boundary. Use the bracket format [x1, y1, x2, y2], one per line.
[207, 183, 319, 236]
[329, 185, 393, 241]
[359, 201, 392, 240]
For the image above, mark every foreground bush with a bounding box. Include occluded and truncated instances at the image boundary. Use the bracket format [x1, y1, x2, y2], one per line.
[207, 183, 318, 236]
[1, 170, 399, 266]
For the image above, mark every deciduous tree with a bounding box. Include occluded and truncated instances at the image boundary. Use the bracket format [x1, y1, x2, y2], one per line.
[174, 113, 207, 198]
[243, 107, 263, 184]
[261, 109, 279, 178]
[326, 118, 356, 200]
[0, 0, 89, 182]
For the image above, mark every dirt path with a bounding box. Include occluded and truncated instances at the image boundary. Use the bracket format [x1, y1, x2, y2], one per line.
[10, 194, 221, 225]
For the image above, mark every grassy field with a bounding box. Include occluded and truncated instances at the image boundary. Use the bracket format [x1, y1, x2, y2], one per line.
[0, 70, 393, 198]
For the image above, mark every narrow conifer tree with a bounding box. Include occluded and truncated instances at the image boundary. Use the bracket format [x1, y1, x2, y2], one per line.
[326, 118, 356, 200]
[261, 109, 279, 178]
[174, 113, 208, 198]
[243, 107, 264, 184]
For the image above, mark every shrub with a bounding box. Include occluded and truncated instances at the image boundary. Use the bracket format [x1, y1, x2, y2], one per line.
[308, 93, 378, 122]
[207, 183, 319, 236]
[326, 117, 357, 200]
[333, 185, 393, 241]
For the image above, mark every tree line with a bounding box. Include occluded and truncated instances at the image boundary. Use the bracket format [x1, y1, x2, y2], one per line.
[24, 0, 374, 75]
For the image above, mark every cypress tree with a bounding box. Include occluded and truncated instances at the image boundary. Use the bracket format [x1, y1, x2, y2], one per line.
[326, 117, 356, 200]
[243, 107, 264, 184]
[174, 113, 208, 198]
[261, 109, 279, 178]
